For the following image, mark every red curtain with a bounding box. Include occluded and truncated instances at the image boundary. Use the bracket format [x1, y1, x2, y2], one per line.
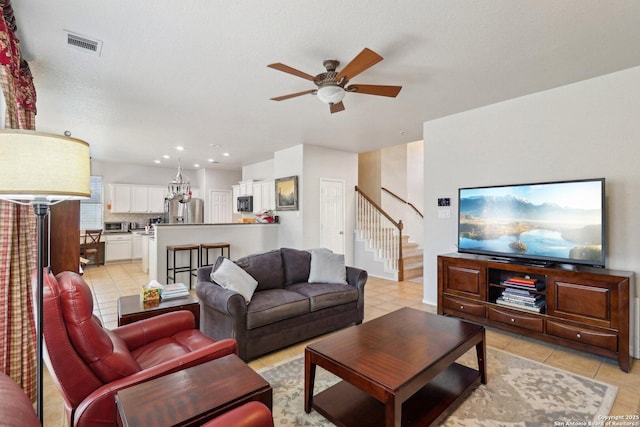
[0, 3, 38, 402]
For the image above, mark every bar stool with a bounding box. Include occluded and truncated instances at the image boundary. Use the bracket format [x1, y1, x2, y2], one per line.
[166, 244, 200, 289]
[200, 242, 231, 267]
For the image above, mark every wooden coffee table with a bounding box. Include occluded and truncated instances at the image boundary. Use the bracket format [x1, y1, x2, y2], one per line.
[304, 307, 486, 427]
[116, 354, 272, 427]
[117, 294, 200, 327]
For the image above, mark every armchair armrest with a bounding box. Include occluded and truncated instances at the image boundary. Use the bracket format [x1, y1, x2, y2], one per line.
[113, 310, 197, 350]
[72, 339, 237, 427]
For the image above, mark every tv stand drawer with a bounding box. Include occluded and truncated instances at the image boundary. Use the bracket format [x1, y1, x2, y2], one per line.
[546, 320, 617, 352]
[488, 306, 543, 332]
[443, 295, 486, 319]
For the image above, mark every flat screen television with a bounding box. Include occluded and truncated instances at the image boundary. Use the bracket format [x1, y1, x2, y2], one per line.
[458, 178, 605, 268]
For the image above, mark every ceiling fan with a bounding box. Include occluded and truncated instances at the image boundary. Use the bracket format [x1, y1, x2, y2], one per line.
[268, 48, 402, 114]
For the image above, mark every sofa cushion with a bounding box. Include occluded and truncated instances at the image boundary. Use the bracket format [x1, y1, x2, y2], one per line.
[281, 247, 311, 285]
[212, 258, 259, 303]
[246, 289, 309, 329]
[308, 249, 348, 285]
[286, 283, 358, 312]
[236, 250, 285, 291]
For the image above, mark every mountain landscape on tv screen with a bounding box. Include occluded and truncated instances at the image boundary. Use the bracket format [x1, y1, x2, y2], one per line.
[459, 194, 602, 262]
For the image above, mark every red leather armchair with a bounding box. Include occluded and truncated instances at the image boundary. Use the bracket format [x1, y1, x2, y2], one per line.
[0, 373, 273, 427]
[0, 373, 40, 427]
[37, 270, 237, 427]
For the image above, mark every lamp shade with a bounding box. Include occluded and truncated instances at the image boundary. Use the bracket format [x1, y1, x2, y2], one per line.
[0, 130, 91, 201]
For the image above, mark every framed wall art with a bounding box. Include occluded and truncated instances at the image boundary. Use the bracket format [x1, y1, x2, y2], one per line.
[275, 175, 298, 211]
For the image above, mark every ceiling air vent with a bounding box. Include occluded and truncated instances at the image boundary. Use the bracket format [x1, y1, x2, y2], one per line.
[65, 31, 103, 56]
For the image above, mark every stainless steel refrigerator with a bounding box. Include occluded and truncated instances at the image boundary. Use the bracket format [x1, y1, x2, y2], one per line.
[164, 197, 204, 224]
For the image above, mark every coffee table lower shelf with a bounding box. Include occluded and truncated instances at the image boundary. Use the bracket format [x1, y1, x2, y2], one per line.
[312, 363, 480, 427]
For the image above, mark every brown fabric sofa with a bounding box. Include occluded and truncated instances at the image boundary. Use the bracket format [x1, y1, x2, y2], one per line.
[196, 248, 368, 361]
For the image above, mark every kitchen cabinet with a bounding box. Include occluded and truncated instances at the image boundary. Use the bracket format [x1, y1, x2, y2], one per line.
[105, 234, 132, 261]
[132, 233, 143, 259]
[239, 180, 253, 196]
[130, 185, 165, 213]
[110, 184, 165, 213]
[232, 185, 240, 214]
[253, 180, 275, 212]
[110, 184, 132, 213]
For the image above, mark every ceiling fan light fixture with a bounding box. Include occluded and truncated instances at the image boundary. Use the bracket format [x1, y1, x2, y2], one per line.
[316, 85, 345, 104]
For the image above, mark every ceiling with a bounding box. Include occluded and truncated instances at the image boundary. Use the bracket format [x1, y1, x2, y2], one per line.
[10, 1, 640, 171]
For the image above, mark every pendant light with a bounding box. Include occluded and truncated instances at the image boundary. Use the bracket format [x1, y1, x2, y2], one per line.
[167, 159, 191, 202]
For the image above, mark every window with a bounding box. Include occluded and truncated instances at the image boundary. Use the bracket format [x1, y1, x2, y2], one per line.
[80, 176, 103, 230]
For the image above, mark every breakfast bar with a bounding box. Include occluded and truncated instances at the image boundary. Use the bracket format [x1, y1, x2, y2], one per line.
[150, 223, 279, 284]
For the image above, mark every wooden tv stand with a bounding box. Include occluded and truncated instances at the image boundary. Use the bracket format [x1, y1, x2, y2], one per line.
[437, 253, 634, 372]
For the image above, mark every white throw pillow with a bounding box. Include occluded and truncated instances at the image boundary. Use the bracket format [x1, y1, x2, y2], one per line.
[211, 258, 258, 304]
[307, 249, 347, 285]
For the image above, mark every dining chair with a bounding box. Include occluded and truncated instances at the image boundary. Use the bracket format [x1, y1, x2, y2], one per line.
[82, 229, 103, 266]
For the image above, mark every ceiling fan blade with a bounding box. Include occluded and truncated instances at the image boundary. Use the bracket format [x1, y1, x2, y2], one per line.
[267, 63, 316, 81]
[330, 102, 345, 114]
[270, 89, 316, 101]
[347, 84, 402, 97]
[336, 48, 383, 82]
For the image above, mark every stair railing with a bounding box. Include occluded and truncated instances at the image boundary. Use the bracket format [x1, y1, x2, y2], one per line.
[381, 187, 423, 218]
[355, 186, 404, 281]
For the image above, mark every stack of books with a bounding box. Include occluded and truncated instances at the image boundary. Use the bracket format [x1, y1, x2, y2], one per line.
[496, 287, 546, 313]
[161, 283, 190, 300]
[501, 276, 546, 292]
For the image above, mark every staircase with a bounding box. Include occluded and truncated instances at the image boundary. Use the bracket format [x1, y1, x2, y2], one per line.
[401, 235, 423, 280]
[355, 186, 423, 282]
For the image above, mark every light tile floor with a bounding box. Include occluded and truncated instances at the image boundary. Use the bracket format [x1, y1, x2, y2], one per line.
[43, 262, 640, 426]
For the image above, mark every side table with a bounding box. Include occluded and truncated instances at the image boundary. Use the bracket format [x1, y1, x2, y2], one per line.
[117, 294, 200, 327]
[116, 354, 272, 427]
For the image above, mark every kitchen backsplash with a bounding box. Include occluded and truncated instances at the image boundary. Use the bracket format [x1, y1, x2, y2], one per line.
[103, 211, 161, 226]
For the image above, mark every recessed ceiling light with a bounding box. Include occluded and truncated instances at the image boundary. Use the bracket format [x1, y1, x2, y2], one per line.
[208, 158, 215, 163]
[175, 146, 184, 151]
[162, 154, 170, 159]
[222, 152, 230, 157]
[194, 164, 200, 168]
[154, 160, 161, 164]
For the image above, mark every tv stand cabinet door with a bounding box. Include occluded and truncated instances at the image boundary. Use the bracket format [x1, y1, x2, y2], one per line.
[438, 257, 486, 301]
[547, 275, 624, 329]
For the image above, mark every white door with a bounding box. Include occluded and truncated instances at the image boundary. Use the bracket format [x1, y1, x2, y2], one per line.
[209, 190, 233, 223]
[320, 179, 345, 254]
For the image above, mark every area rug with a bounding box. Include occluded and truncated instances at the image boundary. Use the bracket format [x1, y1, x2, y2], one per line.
[258, 347, 617, 426]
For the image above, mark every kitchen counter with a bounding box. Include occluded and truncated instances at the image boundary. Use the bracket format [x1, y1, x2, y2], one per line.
[150, 223, 279, 283]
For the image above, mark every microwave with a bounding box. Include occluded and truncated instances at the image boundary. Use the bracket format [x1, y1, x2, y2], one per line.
[104, 221, 129, 233]
[237, 196, 253, 212]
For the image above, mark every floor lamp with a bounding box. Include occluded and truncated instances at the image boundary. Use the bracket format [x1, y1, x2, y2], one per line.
[0, 129, 90, 423]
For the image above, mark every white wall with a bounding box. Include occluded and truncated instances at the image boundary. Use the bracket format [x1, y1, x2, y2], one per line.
[241, 144, 359, 264]
[376, 142, 425, 248]
[274, 145, 304, 249]
[380, 144, 407, 223]
[242, 159, 274, 181]
[406, 141, 424, 214]
[423, 66, 640, 306]
[301, 145, 358, 264]
[92, 159, 182, 189]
